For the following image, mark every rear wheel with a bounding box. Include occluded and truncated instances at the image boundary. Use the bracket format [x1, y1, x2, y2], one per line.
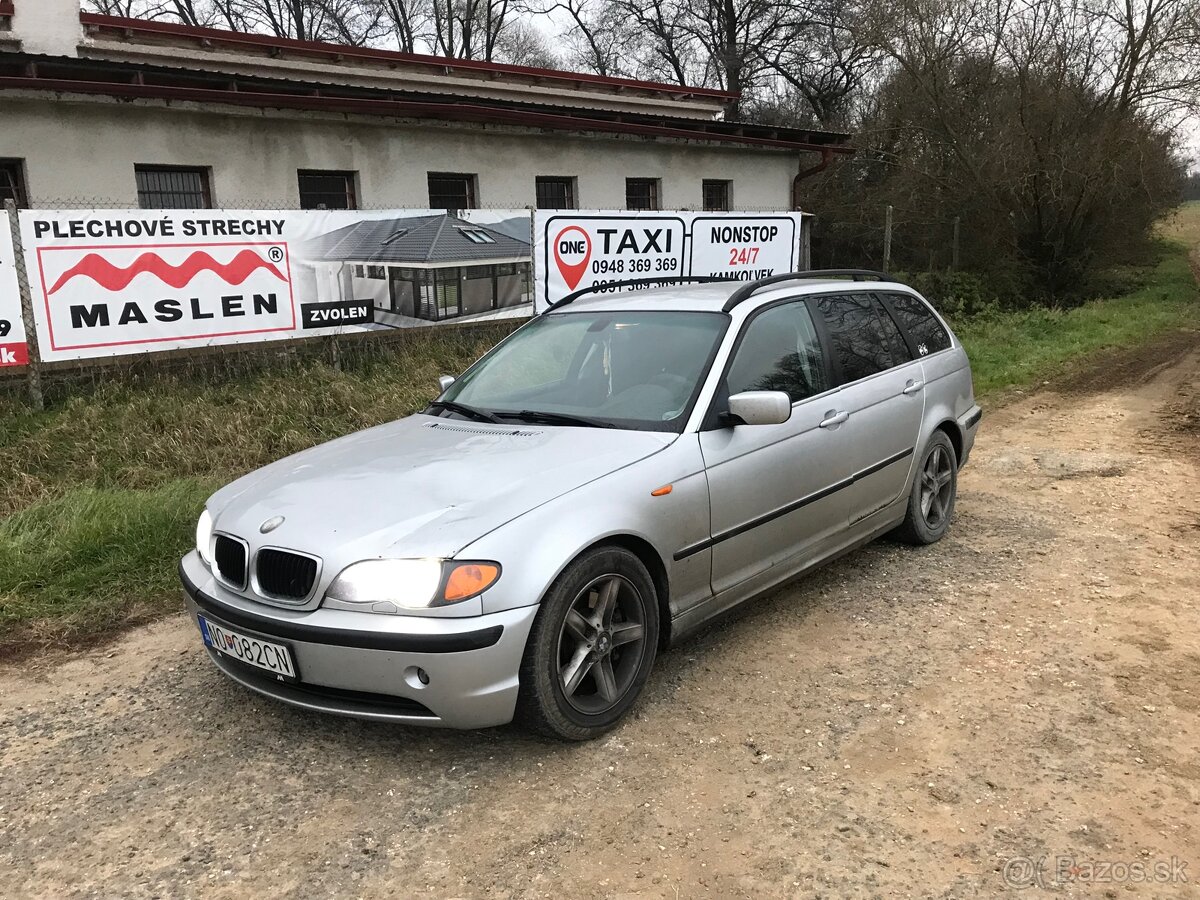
[894, 430, 958, 545]
[516, 547, 659, 741]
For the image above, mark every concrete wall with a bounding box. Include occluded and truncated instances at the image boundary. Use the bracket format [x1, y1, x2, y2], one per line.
[0, 94, 798, 210]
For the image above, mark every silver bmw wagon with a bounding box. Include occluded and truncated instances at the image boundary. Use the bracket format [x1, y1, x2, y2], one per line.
[181, 270, 981, 740]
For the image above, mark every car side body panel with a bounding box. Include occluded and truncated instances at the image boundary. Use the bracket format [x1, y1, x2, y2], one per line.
[458, 436, 713, 623]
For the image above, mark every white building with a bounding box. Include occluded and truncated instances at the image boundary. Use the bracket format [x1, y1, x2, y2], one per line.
[0, 0, 851, 212]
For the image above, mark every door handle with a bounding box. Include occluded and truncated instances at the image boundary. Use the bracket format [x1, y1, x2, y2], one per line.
[819, 410, 850, 428]
[902, 380, 925, 395]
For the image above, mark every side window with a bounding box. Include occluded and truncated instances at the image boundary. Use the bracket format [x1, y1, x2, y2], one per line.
[814, 293, 902, 383]
[872, 296, 913, 363]
[726, 301, 829, 403]
[886, 293, 951, 356]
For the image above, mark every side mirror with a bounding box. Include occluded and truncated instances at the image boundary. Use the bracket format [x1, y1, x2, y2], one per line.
[438, 375, 456, 393]
[727, 390, 791, 426]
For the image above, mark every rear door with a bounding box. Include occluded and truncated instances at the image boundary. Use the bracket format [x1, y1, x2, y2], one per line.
[698, 299, 856, 594]
[811, 291, 924, 525]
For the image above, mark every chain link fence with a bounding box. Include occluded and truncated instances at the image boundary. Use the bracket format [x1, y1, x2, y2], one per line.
[808, 204, 968, 274]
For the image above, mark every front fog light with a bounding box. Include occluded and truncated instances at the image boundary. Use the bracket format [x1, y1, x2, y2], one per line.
[196, 509, 214, 564]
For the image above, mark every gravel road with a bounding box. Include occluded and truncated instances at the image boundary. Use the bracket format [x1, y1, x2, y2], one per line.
[3, 333, 1199, 899]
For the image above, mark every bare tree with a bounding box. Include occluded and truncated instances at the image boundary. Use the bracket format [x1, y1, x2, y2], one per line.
[366, 0, 431, 52]
[493, 17, 561, 65]
[540, 0, 633, 76]
[606, 0, 698, 85]
[757, 0, 880, 127]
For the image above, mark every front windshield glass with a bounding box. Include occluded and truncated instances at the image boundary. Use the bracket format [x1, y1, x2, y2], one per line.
[439, 311, 729, 431]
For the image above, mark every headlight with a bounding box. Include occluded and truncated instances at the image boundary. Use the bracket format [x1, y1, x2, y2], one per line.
[196, 509, 214, 565]
[323, 559, 501, 614]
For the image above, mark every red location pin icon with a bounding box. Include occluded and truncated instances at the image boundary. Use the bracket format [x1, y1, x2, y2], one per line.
[553, 226, 592, 290]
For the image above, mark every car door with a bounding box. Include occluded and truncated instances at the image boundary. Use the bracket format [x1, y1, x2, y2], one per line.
[810, 291, 924, 526]
[698, 299, 856, 595]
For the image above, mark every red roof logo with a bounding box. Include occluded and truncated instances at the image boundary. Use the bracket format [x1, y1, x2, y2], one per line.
[48, 249, 288, 294]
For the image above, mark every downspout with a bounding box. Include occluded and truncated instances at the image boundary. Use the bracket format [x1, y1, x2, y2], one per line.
[792, 148, 834, 210]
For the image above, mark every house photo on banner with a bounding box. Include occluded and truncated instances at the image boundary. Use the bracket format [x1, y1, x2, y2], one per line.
[302, 211, 533, 326]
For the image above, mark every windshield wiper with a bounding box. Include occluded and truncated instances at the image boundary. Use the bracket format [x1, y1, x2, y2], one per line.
[495, 409, 615, 429]
[426, 400, 502, 423]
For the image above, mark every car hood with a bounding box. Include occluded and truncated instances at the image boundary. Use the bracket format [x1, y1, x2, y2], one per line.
[209, 414, 675, 559]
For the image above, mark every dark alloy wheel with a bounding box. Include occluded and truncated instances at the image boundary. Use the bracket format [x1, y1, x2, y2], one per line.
[894, 430, 958, 545]
[919, 441, 955, 530]
[557, 574, 647, 715]
[517, 547, 659, 740]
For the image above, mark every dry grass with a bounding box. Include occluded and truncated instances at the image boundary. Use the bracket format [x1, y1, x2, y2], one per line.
[0, 322, 519, 644]
[1162, 201, 1200, 247]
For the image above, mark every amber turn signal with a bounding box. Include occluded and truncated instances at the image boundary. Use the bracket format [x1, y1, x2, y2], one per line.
[443, 562, 501, 602]
[650, 484, 673, 496]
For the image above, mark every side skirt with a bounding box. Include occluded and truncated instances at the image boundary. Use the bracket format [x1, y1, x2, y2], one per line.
[665, 503, 906, 648]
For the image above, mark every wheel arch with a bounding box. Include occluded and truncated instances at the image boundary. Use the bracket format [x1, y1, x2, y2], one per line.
[574, 534, 673, 649]
[934, 418, 964, 467]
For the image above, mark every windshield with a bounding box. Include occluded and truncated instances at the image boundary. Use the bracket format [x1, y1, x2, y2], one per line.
[438, 311, 729, 431]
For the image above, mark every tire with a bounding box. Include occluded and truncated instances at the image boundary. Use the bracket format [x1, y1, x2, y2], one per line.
[893, 430, 958, 545]
[516, 546, 660, 741]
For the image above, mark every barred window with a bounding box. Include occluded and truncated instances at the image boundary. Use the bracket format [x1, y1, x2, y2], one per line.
[536, 177, 576, 209]
[702, 179, 731, 211]
[626, 178, 660, 211]
[298, 170, 357, 210]
[0, 159, 28, 208]
[428, 173, 477, 211]
[135, 165, 212, 209]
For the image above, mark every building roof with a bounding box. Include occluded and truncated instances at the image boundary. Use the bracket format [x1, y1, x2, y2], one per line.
[307, 215, 531, 265]
[0, 3, 854, 154]
[79, 13, 737, 104]
[0, 51, 852, 154]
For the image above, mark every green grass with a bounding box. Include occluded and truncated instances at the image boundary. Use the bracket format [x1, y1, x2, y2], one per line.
[0, 213, 1197, 649]
[0, 323, 517, 646]
[955, 236, 1200, 396]
[0, 480, 216, 640]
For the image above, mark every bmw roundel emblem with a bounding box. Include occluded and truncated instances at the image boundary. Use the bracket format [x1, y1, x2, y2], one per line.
[260, 515, 285, 534]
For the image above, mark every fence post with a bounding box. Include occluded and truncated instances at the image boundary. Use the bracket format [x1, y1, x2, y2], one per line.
[800, 215, 813, 270]
[4, 198, 43, 411]
[952, 217, 961, 271]
[882, 205, 893, 273]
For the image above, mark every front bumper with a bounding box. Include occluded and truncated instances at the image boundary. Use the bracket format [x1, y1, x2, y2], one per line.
[179, 551, 538, 729]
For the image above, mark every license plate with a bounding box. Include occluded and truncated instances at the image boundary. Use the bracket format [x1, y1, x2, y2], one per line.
[198, 614, 298, 682]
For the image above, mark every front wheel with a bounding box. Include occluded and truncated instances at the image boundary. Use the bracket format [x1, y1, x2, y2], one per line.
[516, 547, 660, 741]
[894, 431, 958, 545]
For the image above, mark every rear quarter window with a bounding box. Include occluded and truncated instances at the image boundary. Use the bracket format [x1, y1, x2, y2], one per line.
[886, 294, 952, 356]
[813, 293, 903, 383]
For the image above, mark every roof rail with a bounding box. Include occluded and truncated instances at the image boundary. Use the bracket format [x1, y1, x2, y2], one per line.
[721, 269, 893, 312]
[545, 276, 738, 311]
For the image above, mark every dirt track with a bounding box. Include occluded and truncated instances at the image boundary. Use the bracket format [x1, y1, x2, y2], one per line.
[3, 333, 1200, 898]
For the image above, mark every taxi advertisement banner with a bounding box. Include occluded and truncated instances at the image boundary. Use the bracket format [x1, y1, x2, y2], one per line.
[533, 210, 807, 312]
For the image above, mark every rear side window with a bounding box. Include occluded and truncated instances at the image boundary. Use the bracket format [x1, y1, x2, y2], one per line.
[813, 293, 904, 383]
[886, 294, 951, 356]
[872, 296, 913, 364]
[727, 301, 829, 402]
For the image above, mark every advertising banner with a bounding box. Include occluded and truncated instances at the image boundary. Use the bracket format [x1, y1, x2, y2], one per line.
[0, 210, 30, 367]
[533, 210, 807, 312]
[20, 208, 533, 363]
